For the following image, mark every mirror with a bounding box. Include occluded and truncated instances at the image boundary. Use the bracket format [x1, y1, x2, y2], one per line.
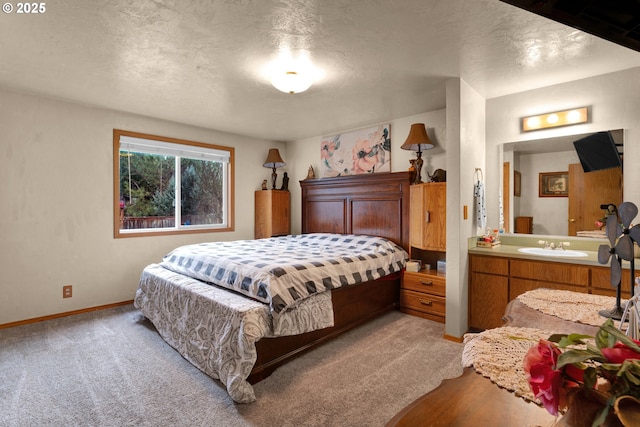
[501, 129, 623, 236]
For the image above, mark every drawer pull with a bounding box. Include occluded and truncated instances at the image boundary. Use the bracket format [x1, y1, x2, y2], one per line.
[419, 299, 433, 306]
[420, 280, 434, 286]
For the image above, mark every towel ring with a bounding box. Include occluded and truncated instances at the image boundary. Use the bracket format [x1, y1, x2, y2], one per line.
[474, 168, 484, 183]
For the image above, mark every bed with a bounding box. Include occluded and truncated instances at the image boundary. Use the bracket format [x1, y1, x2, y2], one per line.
[134, 171, 412, 403]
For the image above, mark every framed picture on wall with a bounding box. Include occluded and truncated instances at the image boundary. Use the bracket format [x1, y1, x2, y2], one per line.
[539, 171, 568, 197]
[514, 170, 521, 197]
[320, 124, 391, 177]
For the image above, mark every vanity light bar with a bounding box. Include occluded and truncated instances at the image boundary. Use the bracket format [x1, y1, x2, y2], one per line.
[522, 107, 589, 132]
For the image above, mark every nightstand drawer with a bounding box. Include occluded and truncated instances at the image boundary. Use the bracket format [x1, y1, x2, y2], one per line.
[402, 271, 446, 296]
[400, 289, 446, 317]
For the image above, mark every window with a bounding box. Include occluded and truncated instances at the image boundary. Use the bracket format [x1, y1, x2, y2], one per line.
[113, 129, 234, 237]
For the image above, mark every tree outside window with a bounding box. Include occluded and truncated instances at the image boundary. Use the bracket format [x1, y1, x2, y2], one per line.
[113, 130, 234, 237]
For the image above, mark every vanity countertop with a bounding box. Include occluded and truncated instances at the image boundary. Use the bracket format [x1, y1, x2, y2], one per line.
[467, 234, 637, 268]
[468, 244, 601, 266]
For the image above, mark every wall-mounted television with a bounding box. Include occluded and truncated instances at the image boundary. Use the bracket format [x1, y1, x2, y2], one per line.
[573, 131, 622, 172]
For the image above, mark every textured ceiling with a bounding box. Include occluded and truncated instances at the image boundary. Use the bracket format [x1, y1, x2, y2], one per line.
[1, 0, 640, 142]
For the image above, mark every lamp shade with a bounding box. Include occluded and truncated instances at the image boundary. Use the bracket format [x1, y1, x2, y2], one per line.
[263, 148, 286, 168]
[401, 123, 434, 152]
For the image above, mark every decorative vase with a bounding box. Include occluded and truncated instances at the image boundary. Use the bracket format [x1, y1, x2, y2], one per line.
[614, 395, 640, 427]
[557, 390, 623, 427]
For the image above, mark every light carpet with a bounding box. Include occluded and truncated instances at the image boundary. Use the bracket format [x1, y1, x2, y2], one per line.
[0, 305, 463, 426]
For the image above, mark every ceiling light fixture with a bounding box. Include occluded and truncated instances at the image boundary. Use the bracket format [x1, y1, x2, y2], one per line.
[271, 70, 313, 94]
[522, 107, 589, 132]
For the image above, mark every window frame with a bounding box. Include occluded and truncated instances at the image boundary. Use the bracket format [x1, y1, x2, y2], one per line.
[113, 129, 234, 238]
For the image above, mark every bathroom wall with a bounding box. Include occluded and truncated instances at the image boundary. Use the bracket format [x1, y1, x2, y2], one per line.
[486, 67, 640, 231]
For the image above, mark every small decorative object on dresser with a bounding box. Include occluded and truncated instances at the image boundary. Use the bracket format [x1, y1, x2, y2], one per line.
[306, 165, 316, 180]
[428, 168, 446, 182]
[408, 159, 416, 184]
[279, 172, 289, 191]
[261, 179, 267, 190]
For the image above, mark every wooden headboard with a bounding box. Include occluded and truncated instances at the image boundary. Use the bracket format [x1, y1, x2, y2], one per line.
[300, 172, 411, 251]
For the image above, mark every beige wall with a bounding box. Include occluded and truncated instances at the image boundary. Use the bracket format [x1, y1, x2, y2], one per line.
[0, 88, 281, 324]
[486, 67, 640, 229]
[444, 78, 486, 338]
[287, 109, 448, 235]
[4, 66, 640, 331]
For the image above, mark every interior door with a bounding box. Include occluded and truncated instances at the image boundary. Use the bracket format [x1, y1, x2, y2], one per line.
[568, 163, 622, 236]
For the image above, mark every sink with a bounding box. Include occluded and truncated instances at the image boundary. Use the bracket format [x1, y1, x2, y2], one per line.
[517, 247, 588, 257]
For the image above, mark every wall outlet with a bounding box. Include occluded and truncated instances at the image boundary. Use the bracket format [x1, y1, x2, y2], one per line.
[63, 285, 72, 298]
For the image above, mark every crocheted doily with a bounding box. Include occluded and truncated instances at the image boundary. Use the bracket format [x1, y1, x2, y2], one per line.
[462, 326, 550, 403]
[517, 289, 620, 327]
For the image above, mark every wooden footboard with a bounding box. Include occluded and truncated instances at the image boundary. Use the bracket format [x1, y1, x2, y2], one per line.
[249, 272, 401, 383]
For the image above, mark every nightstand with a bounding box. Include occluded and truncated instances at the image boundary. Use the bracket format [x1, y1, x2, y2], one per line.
[400, 269, 446, 323]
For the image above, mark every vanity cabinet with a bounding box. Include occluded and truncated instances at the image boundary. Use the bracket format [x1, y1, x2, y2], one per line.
[469, 255, 509, 330]
[591, 265, 637, 298]
[255, 190, 290, 239]
[468, 254, 635, 331]
[409, 182, 446, 251]
[509, 259, 589, 298]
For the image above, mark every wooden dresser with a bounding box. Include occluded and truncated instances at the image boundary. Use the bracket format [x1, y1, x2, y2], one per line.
[254, 190, 290, 239]
[401, 182, 446, 322]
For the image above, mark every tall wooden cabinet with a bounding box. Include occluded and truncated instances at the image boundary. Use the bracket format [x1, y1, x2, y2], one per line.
[409, 182, 446, 251]
[400, 182, 447, 323]
[254, 190, 290, 239]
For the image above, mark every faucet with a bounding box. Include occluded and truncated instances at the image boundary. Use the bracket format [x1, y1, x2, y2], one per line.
[538, 240, 570, 250]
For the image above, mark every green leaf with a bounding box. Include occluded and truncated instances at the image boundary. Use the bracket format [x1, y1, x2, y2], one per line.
[547, 333, 566, 343]
[599, 323, 640, 352]
[618, 360, 640, 385]
[557, 349, 603, 368]
[582, 366, 598, 389]
[558, 333, 593, 348]
[591, 405, 610, 427]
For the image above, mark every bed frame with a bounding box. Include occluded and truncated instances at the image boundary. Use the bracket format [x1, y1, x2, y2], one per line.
[249, 171, 411, 383]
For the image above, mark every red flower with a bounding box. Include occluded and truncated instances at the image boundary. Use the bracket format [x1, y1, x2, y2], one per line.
[524, 340, 565, 415]
[601, 340, 640, 364]
[563, 363, 585, 385]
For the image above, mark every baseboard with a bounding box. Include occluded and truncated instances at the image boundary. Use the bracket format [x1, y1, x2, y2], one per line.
[0, 300, 134, 330]
[443, 333, 464, 343]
